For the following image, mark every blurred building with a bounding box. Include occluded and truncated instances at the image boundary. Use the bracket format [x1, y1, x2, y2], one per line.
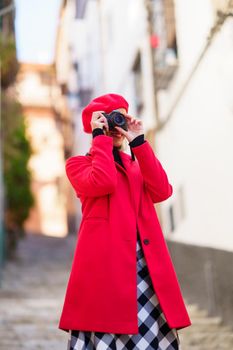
[16, 64, 68, 237]
[58, 0, 233, 327]
[55, 0, 88, 232]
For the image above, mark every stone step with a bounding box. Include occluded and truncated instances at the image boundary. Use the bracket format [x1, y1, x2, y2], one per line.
[179, 304, 233, 350]
[185, 303, 214, 314]
[189, 316, 223, 325]
[187, 309, 209, 318]
[182, 324, 232, 333]
[181, 346, 233, 350]
[180, 332, 233, 342]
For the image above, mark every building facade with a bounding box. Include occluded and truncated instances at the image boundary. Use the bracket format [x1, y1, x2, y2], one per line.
[16, 64, 68, 237]
[60, 0, 233, 326]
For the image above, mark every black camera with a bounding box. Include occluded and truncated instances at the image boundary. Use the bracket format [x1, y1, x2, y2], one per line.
[102, 110, 128, 131]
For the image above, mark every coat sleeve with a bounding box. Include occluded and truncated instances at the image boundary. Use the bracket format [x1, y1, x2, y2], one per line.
[65, 135, 117, 197]
[131, 140, 173, 203]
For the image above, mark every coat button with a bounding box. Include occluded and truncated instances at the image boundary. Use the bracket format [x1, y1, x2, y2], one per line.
[143, 238, 150, 245]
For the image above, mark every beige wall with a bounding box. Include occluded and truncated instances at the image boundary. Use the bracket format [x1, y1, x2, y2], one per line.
[16, 64, 69, 237]
[23, 107, 68, 237]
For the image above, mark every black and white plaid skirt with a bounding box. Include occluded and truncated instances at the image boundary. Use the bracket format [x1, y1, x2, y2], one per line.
[67, 233, 180, 349]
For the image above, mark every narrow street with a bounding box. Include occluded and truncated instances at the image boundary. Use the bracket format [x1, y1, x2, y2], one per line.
[1, 1, 233, 350]
[0, 233, 233, 350]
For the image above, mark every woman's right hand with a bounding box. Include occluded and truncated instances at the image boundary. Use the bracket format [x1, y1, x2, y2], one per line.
[91, 111, 109, 133]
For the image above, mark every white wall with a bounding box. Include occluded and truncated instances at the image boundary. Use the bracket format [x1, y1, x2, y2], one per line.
[158, 0, 233, 251]
[70, 0, 233, 251]
[97, 0, 158, 157]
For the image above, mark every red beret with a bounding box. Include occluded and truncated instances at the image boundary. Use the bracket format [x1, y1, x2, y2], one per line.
[82, 93, 129, 133]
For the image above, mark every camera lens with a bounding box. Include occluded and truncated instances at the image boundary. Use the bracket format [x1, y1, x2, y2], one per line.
[113, 112, 125, 126]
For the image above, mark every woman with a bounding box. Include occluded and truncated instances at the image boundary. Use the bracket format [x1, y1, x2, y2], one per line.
[59, 93, 192, 349]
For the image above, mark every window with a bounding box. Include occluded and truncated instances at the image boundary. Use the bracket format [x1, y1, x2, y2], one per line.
[75, 0, 88, 19]
[39, 71, 52, 86]
[163, 0, 178, 60]
[168, 204, 175, 232]
[132, 52, 144, 116]
[151, 0, 178, 90]
[166, 184, 186, 234]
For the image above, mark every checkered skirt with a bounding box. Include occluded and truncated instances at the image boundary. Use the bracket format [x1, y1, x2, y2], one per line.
[67, 234, 180, 349]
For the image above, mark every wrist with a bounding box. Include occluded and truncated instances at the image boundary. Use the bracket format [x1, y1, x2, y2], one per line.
[92, 128, 104, 138]
[128, 134, 145, 147]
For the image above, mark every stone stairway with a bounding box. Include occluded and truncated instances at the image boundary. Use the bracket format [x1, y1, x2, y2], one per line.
[178, 303, 233, 350]
[1, 233, 233, 349]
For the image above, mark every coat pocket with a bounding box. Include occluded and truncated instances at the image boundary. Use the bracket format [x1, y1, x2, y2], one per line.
[83, 194, 110, 220]
[80, 216, 109, 235]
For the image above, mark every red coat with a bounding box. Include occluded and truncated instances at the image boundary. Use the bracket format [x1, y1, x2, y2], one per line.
[58, 134, 192, 333]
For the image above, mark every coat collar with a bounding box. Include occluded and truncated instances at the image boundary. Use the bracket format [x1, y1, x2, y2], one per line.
[87, 146, 134, 174]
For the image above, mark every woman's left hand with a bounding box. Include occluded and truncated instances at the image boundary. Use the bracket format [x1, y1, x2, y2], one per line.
[114, 114, 144, 143]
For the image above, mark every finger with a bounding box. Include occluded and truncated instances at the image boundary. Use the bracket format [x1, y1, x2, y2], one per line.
[93, 111, 105, 119]
[98, 122, 109, 132]
[98, 116, 108, 128]
[99, 116, 108, 126]
[98, 117, 109, 131]
[125, 115, 133, 121]
[93, 110, 105, 114]
[114, 126, 127, 136]
[98, 116, 106, 121]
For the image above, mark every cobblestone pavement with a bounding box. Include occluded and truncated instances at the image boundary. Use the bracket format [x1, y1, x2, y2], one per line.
[1, 233, 233, 350]
[0, 233, 76, 350]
